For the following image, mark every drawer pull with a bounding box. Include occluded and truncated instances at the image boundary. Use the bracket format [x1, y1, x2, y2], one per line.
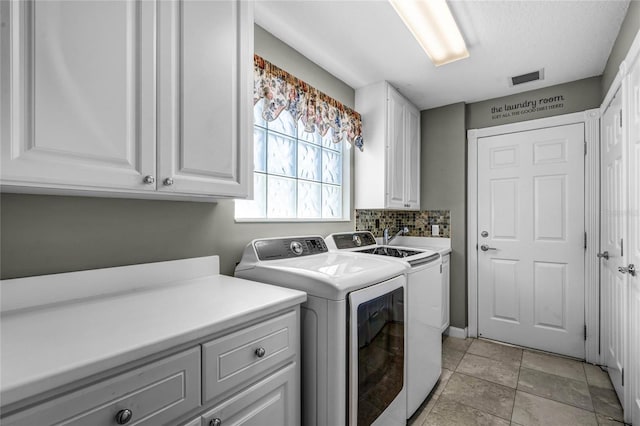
[255, 347, 266, 358]
[115, 409, 133, 424]
[210, 418, 222, 426]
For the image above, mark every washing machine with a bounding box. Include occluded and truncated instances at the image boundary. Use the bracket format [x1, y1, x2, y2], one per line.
[235, 235, 409, 426]
[325, 231, 443, 418]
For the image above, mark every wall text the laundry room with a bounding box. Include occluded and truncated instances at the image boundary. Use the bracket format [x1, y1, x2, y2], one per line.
[490, 95, 565, 120]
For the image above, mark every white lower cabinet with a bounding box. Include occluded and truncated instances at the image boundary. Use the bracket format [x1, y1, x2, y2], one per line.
[201, 363, 298, 426]
[3, 348, 202, 426]
[2, 309, 300, 426]
[441, 254, 451, 332]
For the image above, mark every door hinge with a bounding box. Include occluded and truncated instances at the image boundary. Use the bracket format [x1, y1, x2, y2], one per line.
[621, 238, 624, 256]
[584, 141, 587, 156]
[584, 324, 587, 341]
[584, 232, 587, 249]
[622, 368, 624, 386]
[440, 264, 443, 273]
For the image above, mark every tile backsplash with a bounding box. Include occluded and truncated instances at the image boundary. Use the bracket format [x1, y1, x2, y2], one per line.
[355, 209, 451, 238]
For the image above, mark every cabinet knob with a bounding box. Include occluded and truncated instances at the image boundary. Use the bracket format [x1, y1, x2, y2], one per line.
[210, 418, 222, 426]
[163, 177, 174, 186]
[142, 175, 155, 185]
[115, 409, 133, 425]
[255, 347, 266, 358]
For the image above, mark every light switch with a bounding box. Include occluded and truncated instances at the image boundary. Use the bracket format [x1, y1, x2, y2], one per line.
[432, 225, 439, 236]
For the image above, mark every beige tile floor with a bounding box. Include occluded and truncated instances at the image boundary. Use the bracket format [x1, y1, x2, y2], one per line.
[409, 336, 626, 426]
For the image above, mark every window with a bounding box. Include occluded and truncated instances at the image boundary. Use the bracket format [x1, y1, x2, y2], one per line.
[235, 56, 363, 221]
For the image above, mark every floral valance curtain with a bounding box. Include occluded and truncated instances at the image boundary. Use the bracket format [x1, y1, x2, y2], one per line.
[254, 54, 364, 151]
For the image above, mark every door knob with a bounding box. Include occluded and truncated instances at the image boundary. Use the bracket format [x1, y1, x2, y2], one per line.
[618, 264, 636, 276]
[597, 251, 609, 260]
[480, 244, 497, 251]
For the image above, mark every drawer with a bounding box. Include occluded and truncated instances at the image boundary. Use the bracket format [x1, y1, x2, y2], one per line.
[202, 310, 297, 403]
[4, 348, 201, 426]
[201, 363, 298, 426]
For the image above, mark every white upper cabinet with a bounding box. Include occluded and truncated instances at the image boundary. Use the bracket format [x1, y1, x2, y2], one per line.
[157, 0, 253, 197]
[355, 81, 420, 210]
[0, 0, 253, 201]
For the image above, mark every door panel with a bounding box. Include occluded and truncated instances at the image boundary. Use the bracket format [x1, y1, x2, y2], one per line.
[386, 88, 405, 208]
[405, 105, 420, 208]
[1, 0, 155, 191]
[491, 179, 519, 239]
[601, 90, 627, 402]
[490, 259, 520, 322]
[157, 0, 252, 197]
[478, 123, 585, 358]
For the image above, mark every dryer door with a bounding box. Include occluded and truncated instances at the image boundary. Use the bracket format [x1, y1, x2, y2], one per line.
[348, 275, 406, 426]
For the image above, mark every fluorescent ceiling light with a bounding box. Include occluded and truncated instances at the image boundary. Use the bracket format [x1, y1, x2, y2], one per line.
[389, 0, 469, 66]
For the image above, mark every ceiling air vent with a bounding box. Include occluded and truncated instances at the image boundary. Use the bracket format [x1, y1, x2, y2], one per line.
[510, 69, 544, 86]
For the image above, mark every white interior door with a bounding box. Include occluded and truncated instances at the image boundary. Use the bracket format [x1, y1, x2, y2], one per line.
[601, 89, 627, 402]
[625, 53, 640, 424]
[477, 123, 585, 358]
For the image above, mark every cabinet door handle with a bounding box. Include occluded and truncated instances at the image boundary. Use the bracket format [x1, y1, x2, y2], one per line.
[115, 409, 133, 425]
[210, 419, 222, 426]
[163, 177, 174, 186]
[255, 347, 266, 358]
[142, 175, 155, 185]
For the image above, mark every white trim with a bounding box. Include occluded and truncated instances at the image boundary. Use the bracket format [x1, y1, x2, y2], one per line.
[445, 326, 468, 339]
[584, 109, 601, 364]
[467, 110, 600, 362]
[467, 129, 479, 338]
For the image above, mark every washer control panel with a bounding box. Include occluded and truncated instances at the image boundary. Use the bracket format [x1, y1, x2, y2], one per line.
[254, 237, 328, 260]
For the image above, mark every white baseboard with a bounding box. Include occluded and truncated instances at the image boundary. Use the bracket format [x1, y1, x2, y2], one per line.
[445, 326, 468, 339]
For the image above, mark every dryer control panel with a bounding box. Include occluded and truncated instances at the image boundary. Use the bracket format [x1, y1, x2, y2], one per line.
[329, 232, 377, 249]
[254, 237, 328, 260]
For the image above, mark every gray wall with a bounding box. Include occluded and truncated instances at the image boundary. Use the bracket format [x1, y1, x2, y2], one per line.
[466, 77, 602, 130]
[0, 25, 355, 279]
[421, 103, 467, 328]
[602, 0, 640, 98]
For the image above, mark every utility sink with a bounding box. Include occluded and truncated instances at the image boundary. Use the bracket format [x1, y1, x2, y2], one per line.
[357, 246, 424, 258]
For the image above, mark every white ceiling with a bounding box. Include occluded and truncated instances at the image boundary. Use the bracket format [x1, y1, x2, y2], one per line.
[255, 0, 630, 110]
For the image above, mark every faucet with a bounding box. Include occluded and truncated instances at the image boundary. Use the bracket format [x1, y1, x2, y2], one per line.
[383, 226, 409, 245]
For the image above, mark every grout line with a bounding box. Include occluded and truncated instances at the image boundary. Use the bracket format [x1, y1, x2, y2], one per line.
[511, 348, 524, 421]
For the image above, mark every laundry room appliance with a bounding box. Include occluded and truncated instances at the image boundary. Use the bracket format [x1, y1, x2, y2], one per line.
[235, 236, 409, 426]
[325, 231, 442, 418]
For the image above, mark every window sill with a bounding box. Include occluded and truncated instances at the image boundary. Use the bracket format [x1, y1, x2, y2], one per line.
[234, 218, 352, 224]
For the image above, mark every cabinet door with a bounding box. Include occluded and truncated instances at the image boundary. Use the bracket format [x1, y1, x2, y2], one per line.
[201, 363, 299, 426]
[441, 254, 451, 332]
[404, 104, 421, 209]
[386, 87, 406, 209]
[0, 0, 156, 192]
[157, 0, 253, 197]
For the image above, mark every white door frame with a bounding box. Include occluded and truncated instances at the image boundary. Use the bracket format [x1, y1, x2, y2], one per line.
[468, 110, 601, 363]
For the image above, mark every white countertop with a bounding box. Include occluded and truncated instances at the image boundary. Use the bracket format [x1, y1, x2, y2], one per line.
[0, 257, 306, 407]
